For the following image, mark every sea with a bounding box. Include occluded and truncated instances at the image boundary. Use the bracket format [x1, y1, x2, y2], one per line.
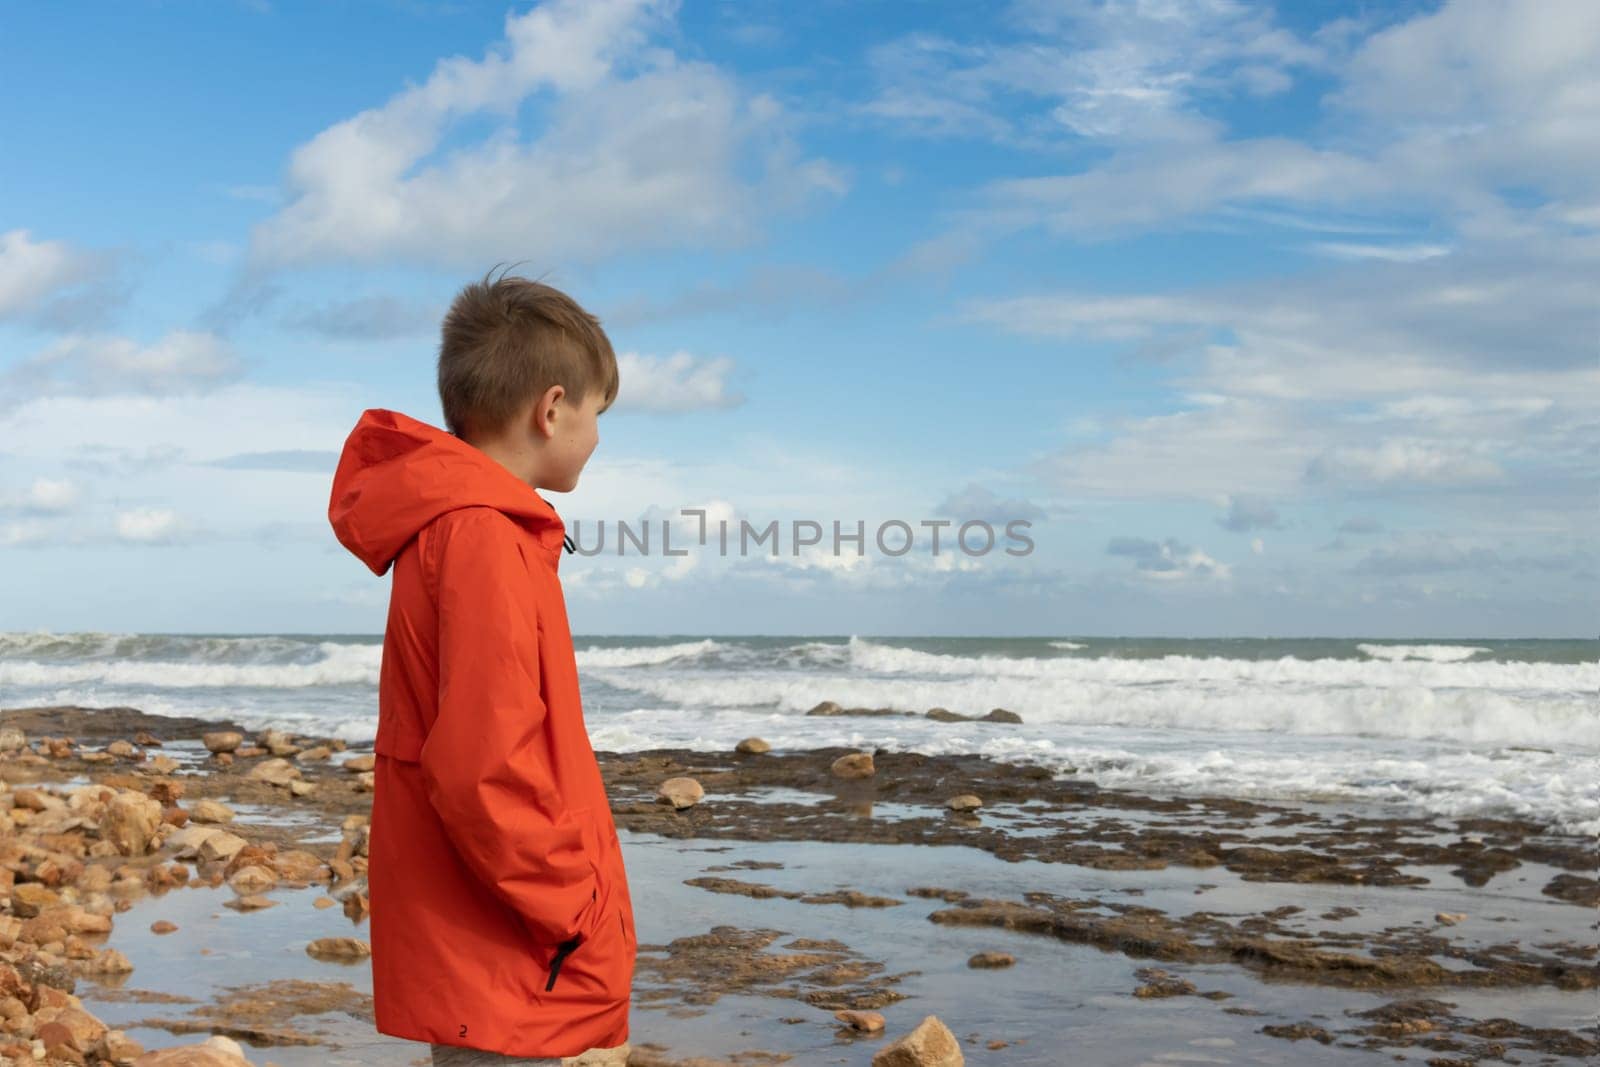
[1, 632, 1595, 835]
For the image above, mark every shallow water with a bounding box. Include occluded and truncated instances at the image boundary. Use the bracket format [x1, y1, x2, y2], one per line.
[75, 824, 1597, 1066]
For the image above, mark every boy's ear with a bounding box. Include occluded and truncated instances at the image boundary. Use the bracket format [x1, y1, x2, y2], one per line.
[530, 384, 565, 438]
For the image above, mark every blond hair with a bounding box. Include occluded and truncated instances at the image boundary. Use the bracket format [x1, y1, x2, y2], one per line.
[437, 266, 619, 441]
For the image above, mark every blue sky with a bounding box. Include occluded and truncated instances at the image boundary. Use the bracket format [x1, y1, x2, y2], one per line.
[1, 0, 1594, 637]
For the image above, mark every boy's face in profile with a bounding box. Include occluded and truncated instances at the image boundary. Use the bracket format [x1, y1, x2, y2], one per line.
[536, 386, 606, 494]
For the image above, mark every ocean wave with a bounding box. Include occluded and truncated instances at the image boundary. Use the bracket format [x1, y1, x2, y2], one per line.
[1048, 641, 1087, 650]
[0, 641, 380, 688]
[841, 636, 1593, 692]
[588, 666, 1599, 749]
[575, 639, 725, 668]
[1358, 643, 1490, 662]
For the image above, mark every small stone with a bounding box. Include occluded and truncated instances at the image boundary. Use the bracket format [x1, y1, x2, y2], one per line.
[342, 754, 376, 773]
[288, 781, 317, 798]
[227, 865, 277, 893]
[734, 737, 771, 754]
[233, 745, 267, 758]
[983, 708, 1023, 724]
[354, 770, 375, 792]
[835, 1009, 886, 1032]
[133, 1034, 253, 1065]
[830, 752, 876, 779]
[871, 1014, 963, 1067]
[107, 740, 143, 761]
[133, 731, 163, 747]
[967, 951, 1014, 968]
[1436, 912, 1467, 925]
[146, 756, 180, 775]
[198, 831, 247, 864]
[312, 897, 337, 910]
[86, 948, 133, 974]
[213, 752, 234, 768]
[102, 792, 164, 856]
[223, 894, 276, 912]
[0, 725, 26, 752]
[306, 936, 371, 961]
[656, 777, 705, 810]
[246, 758, 301, 786]
[946, 794, 983, 812]
[294, 745, 332, 762]
[202, 731, 242, 754]
[188, 800, 235, 824]
[805, 700, 844, 716]
[150, 921, 178, 935]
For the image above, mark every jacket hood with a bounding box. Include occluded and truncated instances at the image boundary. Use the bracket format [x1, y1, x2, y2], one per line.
[329, 408, 567, 577]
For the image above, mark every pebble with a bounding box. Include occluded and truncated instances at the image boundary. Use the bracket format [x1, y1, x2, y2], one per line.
[871, 1014, 964, 1066]
[201, 731, 242, 754]
[830, 752, 876, 779]
[657, 777, 705, 810]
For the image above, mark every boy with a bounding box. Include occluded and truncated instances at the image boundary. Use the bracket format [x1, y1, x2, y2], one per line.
[327, 270, 634, 1066]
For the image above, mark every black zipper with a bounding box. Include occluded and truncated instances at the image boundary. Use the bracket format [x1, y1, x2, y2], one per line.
[562, 533, 575, 554]
[545, 933, 582, 991]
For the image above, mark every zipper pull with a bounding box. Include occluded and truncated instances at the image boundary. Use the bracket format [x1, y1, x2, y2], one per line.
[545, 933, 582, 991]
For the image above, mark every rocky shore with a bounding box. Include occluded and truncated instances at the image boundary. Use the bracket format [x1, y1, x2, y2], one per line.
[0, 703, 1595, 1066]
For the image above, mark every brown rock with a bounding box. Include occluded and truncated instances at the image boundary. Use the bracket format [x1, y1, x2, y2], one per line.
[830, 752, 876, 779]
[835, 1009, 886, 1032]
[246, 758, 301, 786]
[294, 745, 332, 762]
[871, 1014, 964, 1066]
[806, 700, 844, 716]
[734, 737, 771, 754]
[98, 1029, 146, 1065]
[227, 865, 277, 893]
[107, 740, 143, 761]
[656, 776, 705, 810]
[198, 831, 248, 864]
[188, 799, 235, 824]
[134, 1034, 254, 1066]
[306, 936, 370, 961]
[13, 882, 62, 918]
[946, 794, 983, 812]
[223, 894, 276, 912]
[967, 951, 1014, 969]
[86, 948, 133, 974]
[102, 792, 163, 856]
[983, 708, 1023, 723]
[341, 754, 376, 773]
[1436, 912, 1467, 925]
[150, 921, 178, 935]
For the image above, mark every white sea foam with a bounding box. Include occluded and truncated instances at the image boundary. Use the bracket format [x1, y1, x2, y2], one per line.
[4, 630, 1593, 832]
[1358, 643, 1490, 662]
[0, 642, 380, 688]
[575, 639, 724, 668]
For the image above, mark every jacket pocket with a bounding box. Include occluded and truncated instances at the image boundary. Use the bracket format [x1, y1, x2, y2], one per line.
[541, 808, 608, 993]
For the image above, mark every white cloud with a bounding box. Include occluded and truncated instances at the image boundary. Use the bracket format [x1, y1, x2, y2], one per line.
[614, 351, 743, 413]
[0, 230, 106, 321]
[1307, 440, 1505, 487]
[18, 478, 79, 514]
[1107, 536, 1231, 581]
[4, 330, 244, 407]
[115, 507, 184, 544]
[251, 0, 842, 269]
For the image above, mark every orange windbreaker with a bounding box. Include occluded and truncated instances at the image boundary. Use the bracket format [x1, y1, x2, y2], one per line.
[327, 407, 634, 1057]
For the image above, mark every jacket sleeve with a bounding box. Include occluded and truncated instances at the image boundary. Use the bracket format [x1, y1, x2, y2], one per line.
[418, 508, 600, 947]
